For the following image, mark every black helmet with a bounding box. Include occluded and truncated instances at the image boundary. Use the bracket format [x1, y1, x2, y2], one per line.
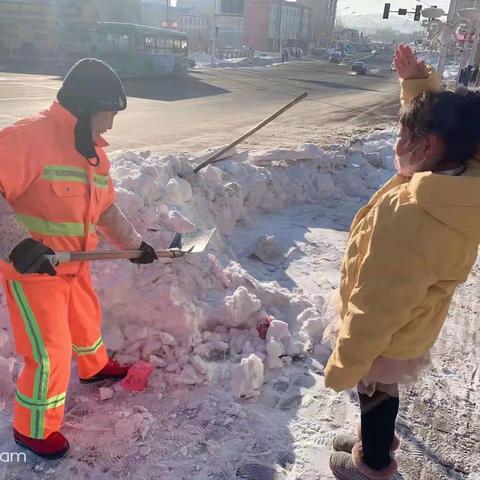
[57, 58, 127, 166]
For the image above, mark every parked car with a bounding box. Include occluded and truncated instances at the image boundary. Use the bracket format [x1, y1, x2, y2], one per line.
[351, 61, 367, 75]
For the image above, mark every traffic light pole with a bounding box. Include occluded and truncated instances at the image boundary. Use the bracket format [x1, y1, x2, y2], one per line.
[437, 0, 457, 79]
[382, 4, 423, 21]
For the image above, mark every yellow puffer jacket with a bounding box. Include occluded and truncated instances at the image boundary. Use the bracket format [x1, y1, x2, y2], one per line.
[399, 66, 441, 105]
[325, 71, 480, 392]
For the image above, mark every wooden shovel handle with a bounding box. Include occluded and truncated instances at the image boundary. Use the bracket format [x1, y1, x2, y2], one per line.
[193, 91, 308, 173]
[45, 248, 187, 266]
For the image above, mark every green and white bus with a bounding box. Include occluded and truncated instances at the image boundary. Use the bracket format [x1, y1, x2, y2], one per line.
[95, 22, 189, 77]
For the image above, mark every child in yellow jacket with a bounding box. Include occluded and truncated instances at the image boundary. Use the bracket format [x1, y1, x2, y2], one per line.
[327, 46, 480, 479]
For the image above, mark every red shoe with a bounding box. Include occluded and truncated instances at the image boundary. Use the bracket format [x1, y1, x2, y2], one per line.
[79, 357, 131, 384]
[13, 428, 70, 459]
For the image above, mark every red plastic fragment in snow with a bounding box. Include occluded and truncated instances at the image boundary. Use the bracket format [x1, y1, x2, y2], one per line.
[121, 360, 155, 392]
[257, 316, 271, 340]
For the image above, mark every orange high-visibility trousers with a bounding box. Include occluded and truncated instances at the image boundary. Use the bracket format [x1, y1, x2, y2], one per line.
[2, 266, 108, 439]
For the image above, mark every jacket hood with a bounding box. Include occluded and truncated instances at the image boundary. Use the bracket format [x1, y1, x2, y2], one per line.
[409, 160, 480, 239]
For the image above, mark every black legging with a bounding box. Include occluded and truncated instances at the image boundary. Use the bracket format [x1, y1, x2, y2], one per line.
[358, 388, 400, 470]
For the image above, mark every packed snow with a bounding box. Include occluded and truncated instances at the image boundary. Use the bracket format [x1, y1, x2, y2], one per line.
[191, 52, 287, 69]
[0, 128, 478, 479]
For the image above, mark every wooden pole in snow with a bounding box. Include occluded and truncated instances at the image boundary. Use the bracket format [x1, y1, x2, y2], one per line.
[193, 91, 309, 174]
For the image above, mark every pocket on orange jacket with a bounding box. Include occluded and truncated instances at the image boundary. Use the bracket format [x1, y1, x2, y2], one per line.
[51, 181, 88, 198]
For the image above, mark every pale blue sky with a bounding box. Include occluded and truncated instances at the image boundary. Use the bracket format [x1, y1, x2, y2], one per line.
[337, 0, 450, 16]
[171, 0, 452, 16]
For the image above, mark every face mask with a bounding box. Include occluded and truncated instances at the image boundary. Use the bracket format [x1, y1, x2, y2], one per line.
[395, 139, 423, 176]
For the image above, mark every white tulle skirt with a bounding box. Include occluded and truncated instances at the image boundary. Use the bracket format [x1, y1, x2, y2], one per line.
[323, 290, 432, 397]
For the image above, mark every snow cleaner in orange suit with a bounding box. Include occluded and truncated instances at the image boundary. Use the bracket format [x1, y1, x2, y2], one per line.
[0, 59, 158, 459]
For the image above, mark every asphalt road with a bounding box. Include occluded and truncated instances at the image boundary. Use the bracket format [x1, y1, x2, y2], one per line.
[0, 53, 400, 155]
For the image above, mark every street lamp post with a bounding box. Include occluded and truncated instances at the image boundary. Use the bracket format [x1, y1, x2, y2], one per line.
[437, 0, 458, 78]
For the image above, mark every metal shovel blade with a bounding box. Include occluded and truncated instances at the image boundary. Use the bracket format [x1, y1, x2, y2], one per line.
[168, 227, 217, 253]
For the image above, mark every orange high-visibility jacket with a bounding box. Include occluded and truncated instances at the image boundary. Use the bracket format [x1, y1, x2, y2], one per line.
[0, 101, 141, 277]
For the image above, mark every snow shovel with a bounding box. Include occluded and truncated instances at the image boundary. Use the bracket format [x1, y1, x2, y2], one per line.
[44, 227, 217, 266]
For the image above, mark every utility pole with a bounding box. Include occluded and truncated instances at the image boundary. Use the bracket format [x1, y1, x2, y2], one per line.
[437, 0, 457, 79]
[277, 0, 283, 53]
[468, 1, 480, 67]
[166, 0, 170, 28]
[211, 0, 217, 64]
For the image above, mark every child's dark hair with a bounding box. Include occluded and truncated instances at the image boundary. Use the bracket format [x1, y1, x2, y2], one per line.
[399, 89, 480, 166]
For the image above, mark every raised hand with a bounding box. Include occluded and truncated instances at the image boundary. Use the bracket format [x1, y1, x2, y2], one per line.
[393, 44, 429, 80]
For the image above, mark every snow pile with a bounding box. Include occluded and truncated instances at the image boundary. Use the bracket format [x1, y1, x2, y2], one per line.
[0, 129, 396, 401]
[5, 129, 475, 479]
[191, 51, 283, 69]
[216, 56, 283, 68]
[98, 129, 394, 396]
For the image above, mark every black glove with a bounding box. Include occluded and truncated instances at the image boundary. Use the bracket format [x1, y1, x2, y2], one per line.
[130, 241, 158, 265]
[10, 239, 57, 276]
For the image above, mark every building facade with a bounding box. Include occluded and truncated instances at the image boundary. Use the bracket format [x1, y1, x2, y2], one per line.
[140, 1, 211, 52]
[340, 28, 360, 44]
[178, 12, 211, 52]
[176, 0, 215, 17]
[297, 0, 337, 46]
[0, 0, 141, 61]
[215, 14, 245, 49]
[244, 0, 270, 51]
[244, 0, 312, 52]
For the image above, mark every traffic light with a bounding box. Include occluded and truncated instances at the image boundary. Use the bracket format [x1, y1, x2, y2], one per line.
[398, 8, 407, 15]
[414, 4, 422, 21]
[383, 3, 391, 19]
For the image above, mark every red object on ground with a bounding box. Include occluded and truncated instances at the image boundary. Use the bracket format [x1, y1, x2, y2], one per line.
[13, 428, 70, 459]
[121, 361, 155, 392]
[257, 316, 271, 340]
[80, 357, 131, 384]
